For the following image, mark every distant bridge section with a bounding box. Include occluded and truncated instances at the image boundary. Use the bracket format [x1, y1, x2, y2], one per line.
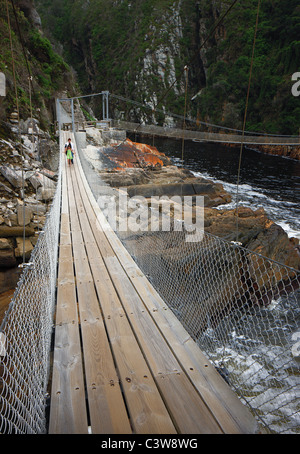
[112, 120, 300, 147]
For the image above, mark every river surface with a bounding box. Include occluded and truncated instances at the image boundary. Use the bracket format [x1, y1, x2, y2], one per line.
[134, 135, 300, 240]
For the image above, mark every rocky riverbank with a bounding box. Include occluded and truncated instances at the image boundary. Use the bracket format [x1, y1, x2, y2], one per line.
[224, 143, 300, 161]
[81, 128, 300, 273]
[78, 128, 300, 327]
[0, 119, 59, 297]
[254, 144, 300, 161]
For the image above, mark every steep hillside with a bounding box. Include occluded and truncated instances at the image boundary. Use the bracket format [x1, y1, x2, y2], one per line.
[35, 0, 300, 134]
[0, 0, 79, 137]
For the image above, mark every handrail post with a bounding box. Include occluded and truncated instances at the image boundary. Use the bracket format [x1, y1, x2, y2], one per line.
[71, 98, 75, 132]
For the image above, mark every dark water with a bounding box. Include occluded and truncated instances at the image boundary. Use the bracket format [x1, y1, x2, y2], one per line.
[134, 135, 300, 240]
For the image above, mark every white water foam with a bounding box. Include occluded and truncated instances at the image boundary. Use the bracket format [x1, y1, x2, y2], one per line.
[192, 170, 300, 240]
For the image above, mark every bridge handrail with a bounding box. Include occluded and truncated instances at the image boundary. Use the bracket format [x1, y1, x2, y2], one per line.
[76, 128, 300, 434]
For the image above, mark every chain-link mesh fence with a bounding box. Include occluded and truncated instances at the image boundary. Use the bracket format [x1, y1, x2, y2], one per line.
[76, 127, 300, 434]
[0, 156, 61, 434]
[114, 225, 300, 434]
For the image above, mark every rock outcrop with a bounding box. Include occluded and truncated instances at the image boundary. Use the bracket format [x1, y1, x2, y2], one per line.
[81, 128, 299, 276]
[254, 145, 300, 161]
[0, 126, 58, 280]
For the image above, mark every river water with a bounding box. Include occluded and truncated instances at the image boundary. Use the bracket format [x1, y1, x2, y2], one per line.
[136, 136, 300, 240]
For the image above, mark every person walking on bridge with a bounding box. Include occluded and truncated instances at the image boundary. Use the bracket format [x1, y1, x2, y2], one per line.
[65, 143, 75, 166]
[64, 138, 75, 164]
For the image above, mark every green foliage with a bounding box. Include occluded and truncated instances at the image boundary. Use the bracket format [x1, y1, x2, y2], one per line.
[35, 0, 300, 134]
[194, 0, 300, 134]
[0, 0, 73, 132]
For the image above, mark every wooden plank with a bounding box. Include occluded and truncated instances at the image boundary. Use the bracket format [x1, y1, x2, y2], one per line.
[104, 254, 223, 434]
[49, 149, 88, 434]
[77, 281, 132, 434]
[71, 154, 223, 434]
[131, 275, 257, 433]
[67, 164, 132, 434]
[68, 166, 177, 434]
[49, 323, 88, 434]
[108, 238, 258, 433]
[104, 242, 257, 433]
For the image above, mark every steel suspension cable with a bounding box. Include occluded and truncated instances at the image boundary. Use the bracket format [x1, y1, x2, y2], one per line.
[235, 0, 261, 242]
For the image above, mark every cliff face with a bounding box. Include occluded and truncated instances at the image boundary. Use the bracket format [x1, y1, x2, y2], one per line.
[0, 0, 78, 135]
[34, 0, 300, 136]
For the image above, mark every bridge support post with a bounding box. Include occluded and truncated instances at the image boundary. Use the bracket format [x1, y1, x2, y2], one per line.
[56, 98, 61, 132]
[71, 98, 75, 132]
[102, 91, 109, 121]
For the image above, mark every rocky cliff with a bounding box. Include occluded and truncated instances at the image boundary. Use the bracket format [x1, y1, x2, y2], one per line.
[35, 0, 300, 136]
[0, 0, 80, 132]
[0, 0, 80, 296]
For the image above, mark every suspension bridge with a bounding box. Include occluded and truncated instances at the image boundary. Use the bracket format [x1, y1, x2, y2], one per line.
[48, 130, 260, 434]
[0, 92, 299, 433]
[1, 0, 299, 434]
[59, 92, 300, 152]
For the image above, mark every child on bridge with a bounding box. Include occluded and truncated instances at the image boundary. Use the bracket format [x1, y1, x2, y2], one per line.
[66, 143, 75, 166]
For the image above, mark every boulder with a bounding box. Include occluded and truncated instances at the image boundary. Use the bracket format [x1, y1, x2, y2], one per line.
[0, 166, 26, 188]
[38, 139, 59, 172]
[0, 238, 16, 268]
[36, 187, 55, 201]
[17, 205, 33, 226]
[14, 237, 34, 260]
[26, 171, 43, 190]
[100, 138, 170, 170]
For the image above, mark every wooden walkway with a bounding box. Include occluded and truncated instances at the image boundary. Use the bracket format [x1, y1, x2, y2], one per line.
[113, 120, 300, 146]
[49, 132, 258, 434]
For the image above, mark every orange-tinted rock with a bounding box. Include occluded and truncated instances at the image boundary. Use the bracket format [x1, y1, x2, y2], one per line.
[101, 139, 170, 169]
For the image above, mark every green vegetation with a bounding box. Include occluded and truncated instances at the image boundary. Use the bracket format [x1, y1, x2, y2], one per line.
[194, 0, 300, 134]
[0, 0, 74, 133]
[33, 0, 300, 134]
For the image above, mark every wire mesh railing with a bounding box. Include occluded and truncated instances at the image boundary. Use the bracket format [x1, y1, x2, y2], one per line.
[76, 127, 300, 434]
[0, 151, 61, 434]
[114, 225, 300, 434]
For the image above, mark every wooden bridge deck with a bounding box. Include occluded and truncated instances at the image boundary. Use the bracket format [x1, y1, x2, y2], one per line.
[49, 132, 258, 434]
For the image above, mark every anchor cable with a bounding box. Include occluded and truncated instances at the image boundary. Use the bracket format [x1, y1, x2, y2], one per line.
[235, 0, 261, 242]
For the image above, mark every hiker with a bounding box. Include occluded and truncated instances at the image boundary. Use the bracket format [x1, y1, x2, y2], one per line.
[66, 143, 75, 166]
[64, 138, 75, 163]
